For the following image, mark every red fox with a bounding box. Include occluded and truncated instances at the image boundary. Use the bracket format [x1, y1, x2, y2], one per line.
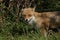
[21, 8, 60, 37]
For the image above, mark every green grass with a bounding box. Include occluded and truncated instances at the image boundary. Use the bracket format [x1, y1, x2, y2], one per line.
[0, 32, 60, 40]
[0, 20, 60, 40]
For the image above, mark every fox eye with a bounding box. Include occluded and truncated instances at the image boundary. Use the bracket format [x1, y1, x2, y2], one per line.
[28, 15, 32, 17]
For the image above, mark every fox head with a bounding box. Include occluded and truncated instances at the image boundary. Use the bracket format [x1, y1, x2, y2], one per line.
[21, 8, 36, 24]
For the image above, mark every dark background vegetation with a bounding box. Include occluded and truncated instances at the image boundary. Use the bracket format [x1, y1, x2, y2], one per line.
[0, 0, 60, 40]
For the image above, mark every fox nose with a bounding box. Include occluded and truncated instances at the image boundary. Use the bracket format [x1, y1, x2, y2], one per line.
[25, 19, 28, 22]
